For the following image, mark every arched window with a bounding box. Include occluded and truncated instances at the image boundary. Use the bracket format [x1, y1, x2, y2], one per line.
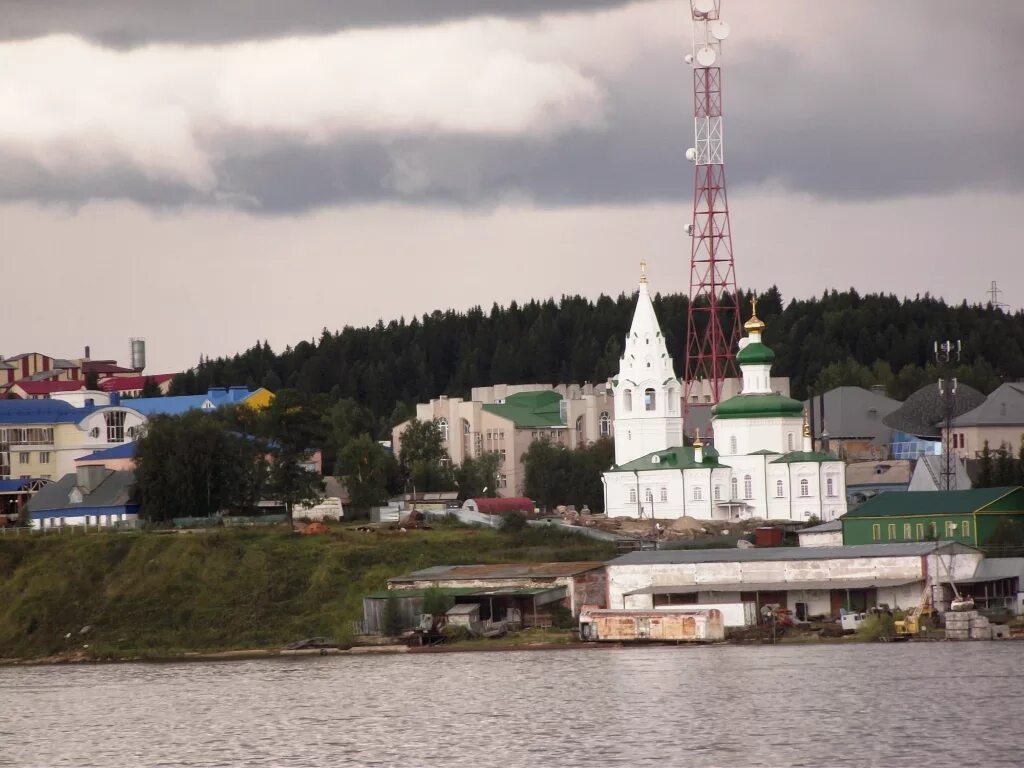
[644, 487, 653, 504]
[629, 488, 637, 504]
[787, 433, 794, 451]
[437, 417, 449, 442]
[599, 411, 611, 437]
[714, 485, 721, 501]
[576, 416, 584, 444]
[668, 389, 676, 412]
[692, 486, 702, 501]
[730, 477, 738, 500]
[660, 487, 668, 503]
[623, 389, 633, 411]
[743, 475, 753, 499]
[463, 419, 471, 434]
[776, 479, 784, 498]
[800, 479, 809, 497]
[644, 388, 656, 411]
[729, 436, 737, 454]
[826, 477, 835, 497]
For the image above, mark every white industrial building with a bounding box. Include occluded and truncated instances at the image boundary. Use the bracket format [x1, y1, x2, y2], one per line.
[605, 542, 984, 621]
[602, 269, 847, 522]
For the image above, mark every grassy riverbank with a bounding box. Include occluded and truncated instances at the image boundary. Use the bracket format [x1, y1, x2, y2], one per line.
[0, 523, 614, 661]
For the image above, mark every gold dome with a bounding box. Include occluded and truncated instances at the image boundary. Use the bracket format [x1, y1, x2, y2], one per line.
[744, 295, 766, 334]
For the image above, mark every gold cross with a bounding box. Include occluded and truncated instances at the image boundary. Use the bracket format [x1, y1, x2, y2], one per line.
[751, 294, 759, 316]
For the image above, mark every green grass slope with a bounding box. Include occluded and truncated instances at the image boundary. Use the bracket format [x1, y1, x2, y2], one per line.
[0, 524, 613, 660]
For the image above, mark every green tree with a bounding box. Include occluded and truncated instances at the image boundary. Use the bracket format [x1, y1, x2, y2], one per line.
[258, 390, 326, 527]
[977, 441, 993, 488]
[324, 398, 377, 469]
[139, 376, 163, 398]
[398, 419, 454, 492]
[338, 434, 394, 509]
[455, 452, 501, 500]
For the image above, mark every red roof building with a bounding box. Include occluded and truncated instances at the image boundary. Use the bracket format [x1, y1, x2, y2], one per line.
[7, 380, 87, 400]
[462, 497, 536, 515]
[99, 374, 176, 396]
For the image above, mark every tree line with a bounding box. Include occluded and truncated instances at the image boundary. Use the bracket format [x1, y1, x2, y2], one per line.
[171, 288, 1024, 434]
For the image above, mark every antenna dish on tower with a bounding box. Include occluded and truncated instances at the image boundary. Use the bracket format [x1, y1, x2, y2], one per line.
[696, 46, 717, 66]
[693, 0, 716, 15]
[685, 147, 697, 161]
[711, 20, 730, 40]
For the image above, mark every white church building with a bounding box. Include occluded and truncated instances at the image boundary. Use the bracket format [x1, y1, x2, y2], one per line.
[602, 271, 847, 522]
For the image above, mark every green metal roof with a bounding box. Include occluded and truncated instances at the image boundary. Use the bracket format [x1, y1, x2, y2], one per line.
[771, 451, 836, 464]
[749, 448, 781, 456]
[482, 390, 564, 428]
[713, 393, 804, 420]
[611, 445, 729, 473]
[843, 487, 1024, 519]
[736, 342, 776, 365]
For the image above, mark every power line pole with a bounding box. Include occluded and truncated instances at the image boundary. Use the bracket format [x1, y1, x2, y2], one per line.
[935, 339, 961, 491]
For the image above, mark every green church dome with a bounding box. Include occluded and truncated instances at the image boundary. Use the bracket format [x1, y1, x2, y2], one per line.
[735, 341, 776, 365]
[713, 393, 803, 420]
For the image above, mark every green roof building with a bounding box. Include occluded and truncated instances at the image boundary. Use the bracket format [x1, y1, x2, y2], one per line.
[841, 487, 1024, 551]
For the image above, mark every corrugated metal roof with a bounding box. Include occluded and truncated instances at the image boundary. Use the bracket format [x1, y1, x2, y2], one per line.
[952, 557, 1024, 584]
[798, 520, 842, 533]
[843, 487, 1023, 518]
[625, 578, 918, 595]
[390, 561, 604, 582]
[0, 400, 94, 425]
[26, 470, 136, 513]
[609, 542, 974, 566]
[76, 442, 138, 462]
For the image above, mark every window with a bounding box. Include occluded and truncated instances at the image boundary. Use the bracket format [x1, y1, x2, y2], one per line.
[730, 477, 738, 500]
[729, 436, 737, 454]
[498, 449, 506, 465]
[945, 521, 957, 538]
[714, 485, 721, 501]
[18, 452, 30, 464]
[743, 475, 752, 499]
[904, 523, 912, 540]
[916, 523, 924, 540]
[498, 474, 507, 489]
[644, 488, 653, 504]
[826, 477, 835, 497]
[661, 487, 668, 503]
[437, 417, 449, 442]
[692, 486, 701, 501]
[629, 488, 637, 504]
[929, 522, 938, 539]
[105, 410, 127, 443]
[623, 389, 633, 411]
[872, 523, 881, 541]
[599, 412, 611, 437]
[644, 388, 656, 411]
[38, 452, 50, 464]
[800, 479, 809, 497]
[775, 480, 784, 498]
[668, 389, 676, 412]
[576, 416, 584, 444]
[787, 433, 794, 451]
[962, 520, 971, 538]
[887, 524, 897, 541]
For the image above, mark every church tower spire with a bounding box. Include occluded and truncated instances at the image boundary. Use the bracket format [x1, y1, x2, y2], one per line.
[612, 264, 683, 465]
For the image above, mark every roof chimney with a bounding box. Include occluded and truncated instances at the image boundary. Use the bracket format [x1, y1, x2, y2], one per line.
[84, 345, 91, 360]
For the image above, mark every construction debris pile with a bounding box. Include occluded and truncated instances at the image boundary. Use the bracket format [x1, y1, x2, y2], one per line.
[571, 513, 764, 542]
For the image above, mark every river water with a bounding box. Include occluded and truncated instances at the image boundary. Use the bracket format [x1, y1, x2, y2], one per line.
[1, 643, 1021, 767]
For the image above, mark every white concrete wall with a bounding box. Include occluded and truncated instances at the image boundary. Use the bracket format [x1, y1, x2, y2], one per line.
[798, 530, 844, 547]
[32, 511, 138, 529]
[715, 416, 803, 458]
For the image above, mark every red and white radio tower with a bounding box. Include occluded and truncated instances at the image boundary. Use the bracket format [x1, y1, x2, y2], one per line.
[683, 0, 742, 413]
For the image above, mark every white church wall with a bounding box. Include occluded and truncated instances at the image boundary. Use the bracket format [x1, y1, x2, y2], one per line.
[714, 417, 802, 457]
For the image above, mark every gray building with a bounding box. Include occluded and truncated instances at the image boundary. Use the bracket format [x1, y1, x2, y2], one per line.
[805, 386, 901, 460]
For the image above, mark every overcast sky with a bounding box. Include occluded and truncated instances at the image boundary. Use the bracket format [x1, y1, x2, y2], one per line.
[1, 1, 1022, 373]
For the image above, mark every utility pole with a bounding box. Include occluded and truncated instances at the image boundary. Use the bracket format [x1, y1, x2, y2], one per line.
[935, 339, 962, 491]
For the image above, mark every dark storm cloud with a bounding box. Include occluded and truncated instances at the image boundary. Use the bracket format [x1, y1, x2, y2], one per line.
[0, 0, 631, 46]
[1, 1, 1022, 212]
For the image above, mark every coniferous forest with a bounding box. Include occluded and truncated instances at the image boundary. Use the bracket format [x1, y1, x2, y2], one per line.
[170, 288, 1024, 437]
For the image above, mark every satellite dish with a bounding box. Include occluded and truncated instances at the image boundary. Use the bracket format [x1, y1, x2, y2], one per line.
[693, 0, 716, 15]
[684, 53, 694, 65]
[685, 147, 697, 161]
[711, 20, 730, 40]
[696, 46, 717, 67]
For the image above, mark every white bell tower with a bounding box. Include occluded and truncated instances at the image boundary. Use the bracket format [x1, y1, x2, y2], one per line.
[613, 262, 684, 465]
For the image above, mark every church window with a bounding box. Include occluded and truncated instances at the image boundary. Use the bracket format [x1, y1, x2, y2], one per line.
[667, 389, 676, 412]
[661, 487, 668, 503]
[437, 418, 449, 442]
[644, 388, 656, 411]
[629, 488, 636, 504]
[743, 475, 752, 499]
[576, 416, 584, 444]
[800, 479, 809, 497]
[729, 436, 737, 454]
[826, 477, 835, 497]
[624, 389, 633, 411]
[775, 480, 784, 498]
[692, 486, 701, 501]
[730, 477, 738, 500]
[599, 412, 611, 437]
[787, 433, 794, 451]
[904, 523, 912, 539]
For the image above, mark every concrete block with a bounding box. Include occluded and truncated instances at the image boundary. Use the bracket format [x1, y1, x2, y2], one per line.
[946, 629, 969, 641]
[970, 627, 993, 640]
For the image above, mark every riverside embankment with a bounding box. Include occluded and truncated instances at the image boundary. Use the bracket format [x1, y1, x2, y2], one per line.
[0, 524, 614, 661]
